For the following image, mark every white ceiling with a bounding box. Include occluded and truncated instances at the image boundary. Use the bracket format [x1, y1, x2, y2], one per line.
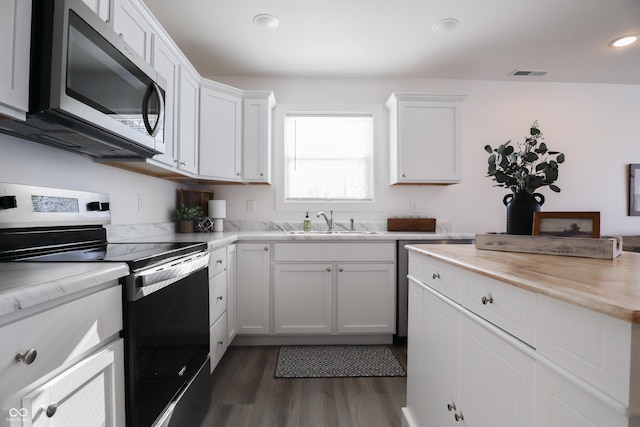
[143, 0, 640, 84]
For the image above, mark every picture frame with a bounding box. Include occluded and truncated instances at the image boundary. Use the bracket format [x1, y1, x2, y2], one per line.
[532, 211, 601, 238]
[629, 164, 640, 216]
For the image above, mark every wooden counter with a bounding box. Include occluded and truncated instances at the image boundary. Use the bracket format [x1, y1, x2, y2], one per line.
[407, 243, 640, 323]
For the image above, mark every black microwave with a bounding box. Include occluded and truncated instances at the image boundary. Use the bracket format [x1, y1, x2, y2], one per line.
[0, 0, 166, 158]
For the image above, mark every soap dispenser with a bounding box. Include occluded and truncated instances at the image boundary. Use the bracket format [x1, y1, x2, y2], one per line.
[303, 212, 311, 231]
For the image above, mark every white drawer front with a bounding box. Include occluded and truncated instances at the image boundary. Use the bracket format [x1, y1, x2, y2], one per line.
[208, 246, 227, 278]
[536, 294, 632, 405]
[210, 312, 227, 373]
[209, 272, 227, 326]
[0, 286, 122, 402]
[461, 270, 536, 346]
[422, 257, 460, 302]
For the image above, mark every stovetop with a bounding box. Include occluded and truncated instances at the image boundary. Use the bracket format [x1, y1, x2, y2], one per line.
[6, 241, 208, 271]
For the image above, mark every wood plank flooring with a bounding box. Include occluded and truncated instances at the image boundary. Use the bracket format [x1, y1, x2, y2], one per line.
[199, 344, 407, 427]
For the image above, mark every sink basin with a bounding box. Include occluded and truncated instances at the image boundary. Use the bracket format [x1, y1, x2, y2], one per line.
[287, 230, 380, 235]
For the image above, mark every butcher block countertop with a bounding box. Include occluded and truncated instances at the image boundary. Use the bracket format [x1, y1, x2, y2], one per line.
[407, 243, 640, 323]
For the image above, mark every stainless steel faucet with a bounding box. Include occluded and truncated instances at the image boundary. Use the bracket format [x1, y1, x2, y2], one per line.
[316, 210, 334, 230]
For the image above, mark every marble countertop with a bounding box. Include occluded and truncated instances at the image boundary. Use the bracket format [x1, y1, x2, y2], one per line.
[407, 244, 640, 323]
[0, 262, 129, 324]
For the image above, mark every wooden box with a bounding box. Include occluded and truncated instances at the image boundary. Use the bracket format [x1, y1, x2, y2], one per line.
[179, 189, 214, 216]
[475, 233, 623, 259]
[387, 217, 436, 232]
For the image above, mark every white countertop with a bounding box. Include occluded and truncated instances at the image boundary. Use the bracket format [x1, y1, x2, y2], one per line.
[0, 262, 129, 324]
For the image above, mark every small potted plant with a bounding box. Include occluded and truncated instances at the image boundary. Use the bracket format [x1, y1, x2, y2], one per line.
[484, 121, 565, 234]
[173, 203, 204, 233]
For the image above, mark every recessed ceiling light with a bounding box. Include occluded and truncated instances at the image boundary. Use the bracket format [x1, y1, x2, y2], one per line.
[609, 35, 638, 48]
[432, 18, 459, 34]
[253, 14, 280, 30]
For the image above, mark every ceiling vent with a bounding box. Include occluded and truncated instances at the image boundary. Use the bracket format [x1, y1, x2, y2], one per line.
[510, 70, 548, 77]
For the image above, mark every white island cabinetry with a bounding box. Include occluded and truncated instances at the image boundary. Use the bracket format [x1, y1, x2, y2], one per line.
[404, 245, 640, 427]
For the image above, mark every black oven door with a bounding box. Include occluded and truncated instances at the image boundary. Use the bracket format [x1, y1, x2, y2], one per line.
[124, 262, 209, 427]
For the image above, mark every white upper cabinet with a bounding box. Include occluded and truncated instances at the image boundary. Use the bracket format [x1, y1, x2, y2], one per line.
[112, 0, 152, 63]
[386, 93, 464, 184]
[150, 35, 179, 164]
[243, 91, 275, 184]
[81, 0, 111, 22]
[199, 82, 243, 181]
[176, 65, 199, 174]
[0, 0, 31, 120]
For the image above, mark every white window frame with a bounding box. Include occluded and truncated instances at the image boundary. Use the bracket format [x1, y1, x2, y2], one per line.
[284, 113, 374, 202]
[274, 103, 386, 214]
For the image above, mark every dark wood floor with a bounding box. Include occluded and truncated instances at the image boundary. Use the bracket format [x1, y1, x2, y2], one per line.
[199, 344, 407, 427]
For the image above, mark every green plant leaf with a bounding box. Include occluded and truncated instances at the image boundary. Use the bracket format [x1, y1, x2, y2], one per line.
[557, 153, 565, 163]
[549, 184, 561, 192]
[530, 127, 541, 136]
[523, 152, 539, 162]
[484, 145, 493, 153]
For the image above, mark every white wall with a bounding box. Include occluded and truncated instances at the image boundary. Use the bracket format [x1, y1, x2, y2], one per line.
[206, 77, 640, 236]
[0, 133, 182, 225]
[3, 77, 639, 235]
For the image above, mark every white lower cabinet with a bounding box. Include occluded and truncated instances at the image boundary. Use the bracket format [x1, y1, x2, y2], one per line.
[336, 263, 395, 333]
[21, 339, 124, 427]
[274, 263, 333, 334]
[0, 284, 124, 427]
[226, 244, 237, 343]
[209, 312, 227, 373]
[236, 243, 271, 335]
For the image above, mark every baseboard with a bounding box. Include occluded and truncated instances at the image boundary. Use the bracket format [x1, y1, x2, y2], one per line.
[230, 334, 394, 346]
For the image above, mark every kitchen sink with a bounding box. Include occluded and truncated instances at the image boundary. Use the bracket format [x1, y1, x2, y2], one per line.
[286, 230, 381, 235]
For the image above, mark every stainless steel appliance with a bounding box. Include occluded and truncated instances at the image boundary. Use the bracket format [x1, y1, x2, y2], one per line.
[0, 183, 210, 427]
[396, 239, 473, 339]
[0, 0, 165, 158]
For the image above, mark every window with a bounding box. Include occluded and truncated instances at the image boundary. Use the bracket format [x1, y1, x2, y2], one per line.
[284, 114, 374, 201]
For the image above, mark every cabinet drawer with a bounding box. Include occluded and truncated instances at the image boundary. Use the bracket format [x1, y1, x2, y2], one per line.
[461, 270, 536, 346]
[536, 294, 632, 405]
[210, 312, 227, 373]
[209, 246, 227, 278]
[0, 286, 122, 402]
[209, 271, 227, 326]
[275, 242, 395, 262]
[409, 251, 460, 302]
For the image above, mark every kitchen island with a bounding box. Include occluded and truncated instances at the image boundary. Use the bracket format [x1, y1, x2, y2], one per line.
[404, 244, 640, 427]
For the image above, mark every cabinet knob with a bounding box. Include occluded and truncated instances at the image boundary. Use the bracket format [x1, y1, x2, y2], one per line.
[264, 247, 269, 251]
[481, 296, 494, 305]
[432, 272, 440, 280]
[447, 403, 456, 412]
[216, 259, 223, 264]
[454, 412, 464, 422]
[217, 341, 224, 346]
[327, 267, 331, 272]
[339, 267, 344, 272]
[45, 402, 58, 417]
[217, 296, 223, 301]
[15, 349, 37, 365]
[402, 173, 406, 178]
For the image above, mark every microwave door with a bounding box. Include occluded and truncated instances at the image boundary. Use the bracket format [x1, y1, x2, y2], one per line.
[60, 7, 161, 151]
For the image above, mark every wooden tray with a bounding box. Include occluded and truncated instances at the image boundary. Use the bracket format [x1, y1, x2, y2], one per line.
[475, 233, 623, 259]
[387, 217, 436, 232]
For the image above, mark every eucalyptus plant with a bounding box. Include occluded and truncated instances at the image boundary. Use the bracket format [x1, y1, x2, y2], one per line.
[173, 203, 204, 221]
[485, 121, 565, 194]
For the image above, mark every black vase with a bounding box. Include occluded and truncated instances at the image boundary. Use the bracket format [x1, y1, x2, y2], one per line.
[503, 192, 545, 235]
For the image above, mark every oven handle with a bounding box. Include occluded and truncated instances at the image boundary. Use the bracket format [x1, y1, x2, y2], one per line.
[126, 252, 209, 301]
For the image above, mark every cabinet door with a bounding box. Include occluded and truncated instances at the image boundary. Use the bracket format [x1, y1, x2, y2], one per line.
[387, 94, 463, 184]
[176, 66, 199, 174]
[210, 313, 227, 373]
[209, 270, 227, 327]
[112, 0, 152, 62]
[22, 339, 125, 427]
[151, 36, 179, 163]
[226, 244, 237, 343]
[0, 0, 31, 119]
[535, 363, 629, 427]
[236, 244, 271, 335]
[81, 0, 111, 22]
[336, 263, 395, 333]
[274, 263, 333, 334]
[419, 286, 461, 427]
[243, 93, 274, 183]
[199, 87, 242, 181]
[459, 316, 535, 427]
